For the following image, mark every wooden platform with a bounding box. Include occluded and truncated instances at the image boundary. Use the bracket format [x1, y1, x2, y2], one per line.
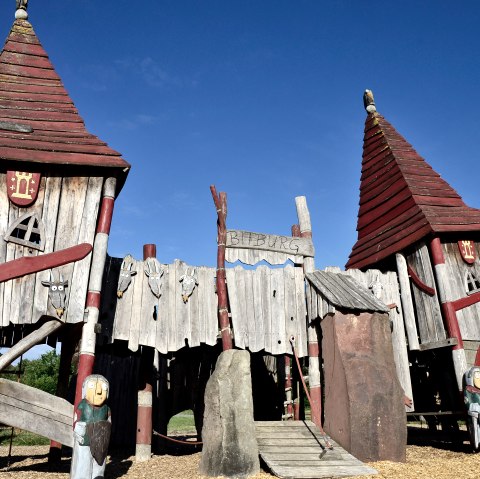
[255, 421, 377, 479]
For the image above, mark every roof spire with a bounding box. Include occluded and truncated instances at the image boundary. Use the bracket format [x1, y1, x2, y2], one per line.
[363, 89, 376, 113]
[15, 0, 28, 20]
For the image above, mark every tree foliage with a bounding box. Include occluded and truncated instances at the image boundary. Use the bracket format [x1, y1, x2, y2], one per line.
[0, 349, 69, 395]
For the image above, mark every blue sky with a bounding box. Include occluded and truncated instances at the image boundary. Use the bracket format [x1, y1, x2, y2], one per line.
[1, 0, 480, 272]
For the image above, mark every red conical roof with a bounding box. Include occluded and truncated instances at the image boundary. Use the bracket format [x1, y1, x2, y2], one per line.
[346, 110, 480, 270]
[0, 19, 130, 171]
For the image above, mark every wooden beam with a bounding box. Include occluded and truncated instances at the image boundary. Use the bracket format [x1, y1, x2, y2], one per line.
[419, 338, 458, 351]
[0, 379, 73, 447]
[0, 243, 92, 283]
[0, 319, 63, 372]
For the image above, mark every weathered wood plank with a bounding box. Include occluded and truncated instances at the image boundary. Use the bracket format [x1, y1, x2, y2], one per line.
[53, 176, 88, 322]
[245, 269, 258, 352]
[66, 176, 102, 323]
[0, 379, 73, 447]
[113, 257, 137, 342]
[252, 267, 265, 353]
[33, 175, 62, 321]
[0, 173, 7, 326]
[205, 267, 218, 346]
[139, 260, 158, 349]
[284, 264, 297, 355]
[226, 230, 314, 257]
[128, 262, 145, 352]
[271, 268, 286, 355]
[259, 266, 272, 354]
[294, 266, 308, 358]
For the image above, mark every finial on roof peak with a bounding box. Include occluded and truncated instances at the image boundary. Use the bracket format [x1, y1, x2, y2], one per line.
[363, 89, 376, 113]
[15, 0, 28, 20]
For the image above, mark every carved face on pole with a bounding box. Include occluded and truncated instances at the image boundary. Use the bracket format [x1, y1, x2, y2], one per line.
[474, 370, 480, 389]
[83, 375, 109, 407]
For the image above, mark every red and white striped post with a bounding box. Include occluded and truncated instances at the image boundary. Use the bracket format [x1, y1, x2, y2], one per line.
[74, 177, 116, 411]
[295, 197, 322, 428]
[136, 244, 155, 462]
[429, 236, 467, 390]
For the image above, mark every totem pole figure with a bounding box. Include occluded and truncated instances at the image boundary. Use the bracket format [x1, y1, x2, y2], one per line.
[464, 367, 480, 451]
[71, 375, 111, 479]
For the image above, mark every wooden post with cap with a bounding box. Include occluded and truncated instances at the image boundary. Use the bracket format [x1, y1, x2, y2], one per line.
[135, 244, 156, 462]
[295, 196, 323, 428]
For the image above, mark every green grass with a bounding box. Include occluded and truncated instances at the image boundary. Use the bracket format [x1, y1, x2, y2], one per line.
[0, 428, 50, 446]
[167, 410, 197, 434]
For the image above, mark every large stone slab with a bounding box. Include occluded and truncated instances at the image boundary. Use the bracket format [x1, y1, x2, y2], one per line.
[322, 311, 407, 462]
[200, 349, 260, 478]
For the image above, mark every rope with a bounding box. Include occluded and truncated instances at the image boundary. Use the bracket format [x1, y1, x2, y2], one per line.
[289, 337, 333, 450]
[152, 430, 203, 446]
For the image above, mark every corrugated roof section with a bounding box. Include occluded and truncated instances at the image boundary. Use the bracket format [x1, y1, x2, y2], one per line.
[0, 19, 130, 171]
[346, 111, 480, 270]
[306, 270, 389, 313]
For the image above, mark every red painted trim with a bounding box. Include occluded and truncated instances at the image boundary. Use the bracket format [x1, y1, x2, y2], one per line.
[429, 237, 445, 265]
[440, 302, 464, 350]
[0, 243, 92, 282]
[74, 353, 95, 413]
[308, 342, 319, 357]
[452, 292, 480, 311]
[86, 291, 101, 309]
[407, 264, 435, 296]
[475, 347, 480, 367]
[137, 405, 153, 445]
[97, 197, 115, 235]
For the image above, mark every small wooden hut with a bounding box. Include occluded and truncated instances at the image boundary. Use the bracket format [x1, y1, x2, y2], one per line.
[0, 3, 129, 445]
[346, 90, 480, 416]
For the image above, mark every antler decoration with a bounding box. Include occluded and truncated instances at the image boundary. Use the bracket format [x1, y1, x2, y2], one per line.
[179, 266, 198, 303]
[144, 257, 164, 298]
[117, 254, 137, 298]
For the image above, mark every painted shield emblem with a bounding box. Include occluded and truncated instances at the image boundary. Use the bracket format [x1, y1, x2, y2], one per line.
[7, 171, 41, 207]
[458, 240, 476, 265]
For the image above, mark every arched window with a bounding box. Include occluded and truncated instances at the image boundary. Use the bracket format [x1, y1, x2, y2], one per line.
[465, 270, 480, 295]
[4, 212, 45, 251]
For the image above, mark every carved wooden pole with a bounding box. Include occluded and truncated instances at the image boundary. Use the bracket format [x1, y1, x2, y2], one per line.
[210, 185, 232, 350]
[74, 177, 116, 411]
[295, 196, 322, 428]
[135, 244, 156, 462]
[429, 237, 467, 390]
[291, 224, 301, 421]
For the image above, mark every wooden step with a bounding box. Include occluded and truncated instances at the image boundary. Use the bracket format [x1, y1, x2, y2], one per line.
[255, 420, 377, 479]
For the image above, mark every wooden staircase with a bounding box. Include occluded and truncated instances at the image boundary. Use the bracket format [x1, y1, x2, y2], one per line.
[255, 421, 377, 479]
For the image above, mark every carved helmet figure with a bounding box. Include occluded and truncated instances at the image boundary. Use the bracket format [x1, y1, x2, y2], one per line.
[180, 266, 198, 303]
[117, 254, 136, 298]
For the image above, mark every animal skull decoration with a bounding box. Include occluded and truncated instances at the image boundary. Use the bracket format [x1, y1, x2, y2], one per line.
[144, 257, 164, 298]
[117, 254, 137, 298]
[179, 266, 198, 303]
[41, 270, 68, 318]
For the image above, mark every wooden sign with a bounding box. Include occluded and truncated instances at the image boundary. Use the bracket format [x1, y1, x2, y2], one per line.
[226, 230, 314, 257]
[458, 240, 476, 264]
[7, 170, 41, 207]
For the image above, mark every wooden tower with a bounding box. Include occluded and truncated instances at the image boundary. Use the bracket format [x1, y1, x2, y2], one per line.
[347, 90, 480, 399]
[0, 4, 129, 409]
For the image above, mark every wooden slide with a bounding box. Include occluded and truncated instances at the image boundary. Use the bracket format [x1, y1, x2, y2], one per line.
[0, 378, 74, 447]
[255, 421, 377, 479]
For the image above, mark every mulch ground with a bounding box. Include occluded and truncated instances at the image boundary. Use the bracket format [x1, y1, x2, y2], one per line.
[0, 428, 479, 478]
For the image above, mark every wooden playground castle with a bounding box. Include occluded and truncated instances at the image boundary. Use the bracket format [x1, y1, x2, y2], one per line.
[1, 2, 480, 478]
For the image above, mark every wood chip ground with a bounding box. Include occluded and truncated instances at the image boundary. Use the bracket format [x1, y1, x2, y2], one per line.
[1, 429, 480, 478]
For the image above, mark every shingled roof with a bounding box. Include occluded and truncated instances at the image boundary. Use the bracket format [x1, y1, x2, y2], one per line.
[346, 93, 480, 270]
[0, 17, 130, 173]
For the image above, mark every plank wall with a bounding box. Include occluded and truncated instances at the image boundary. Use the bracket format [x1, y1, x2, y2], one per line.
[101, 258, 308, 357]
[0, 171, 102, 325]
[405, 242, 446, 344]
